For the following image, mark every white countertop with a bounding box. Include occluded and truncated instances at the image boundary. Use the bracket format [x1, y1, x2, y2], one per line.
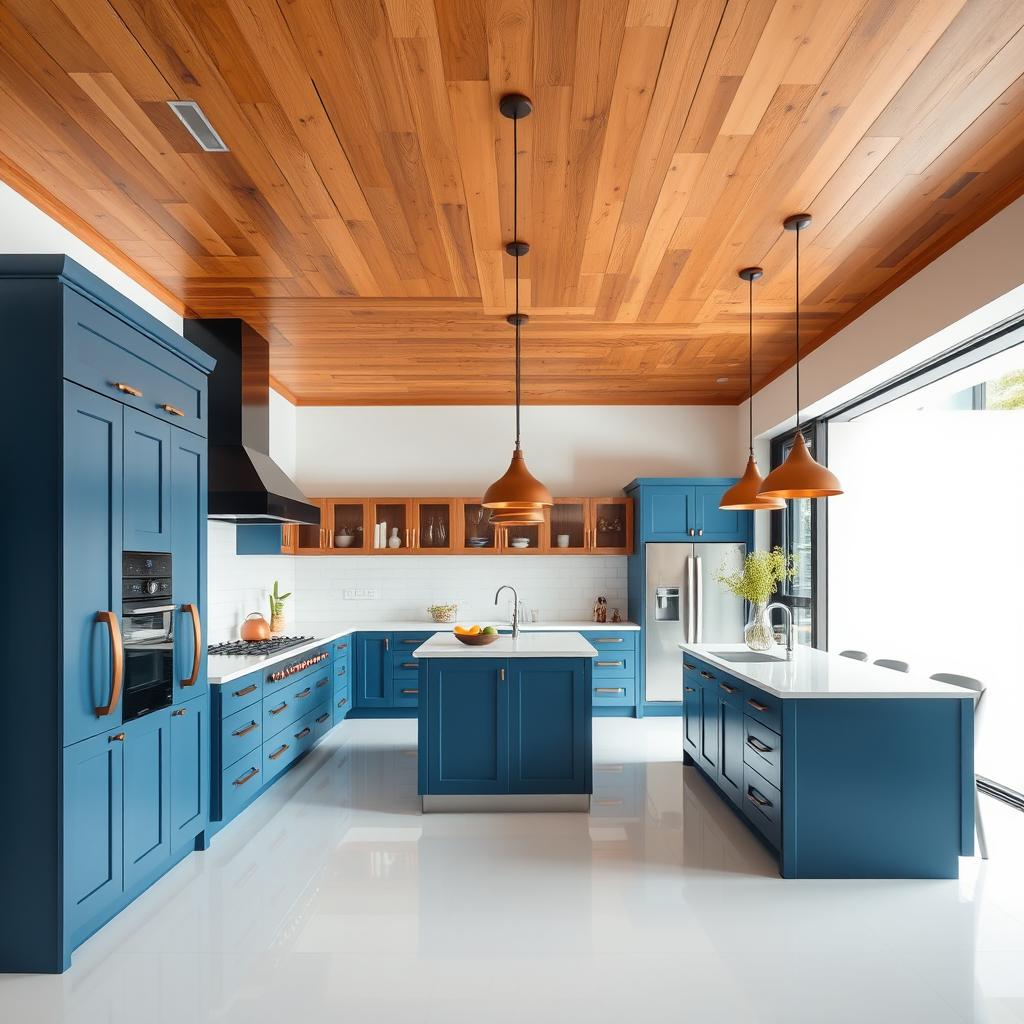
[415, 631, 597, 659]
[680, 643, 972, 699]
[208, 620, 636, 683]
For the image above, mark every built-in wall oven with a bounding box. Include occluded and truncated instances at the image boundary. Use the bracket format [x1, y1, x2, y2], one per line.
[121, 552, 175, 721]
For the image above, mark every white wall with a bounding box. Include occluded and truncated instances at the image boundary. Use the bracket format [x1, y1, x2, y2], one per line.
[0, 180, 183, 332]
[294, 405, 738, 495]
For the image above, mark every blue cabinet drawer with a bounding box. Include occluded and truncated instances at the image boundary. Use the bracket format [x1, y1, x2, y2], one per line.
[219, 671, 262, 718]
[220, 752, 264, 822]
[221, 704, 263, 765]
[582, 632, 636, 651]
[393, 631, 431, 649]
[591, 649, 636, 679]
[742, 688, 782, 734]
[313, 703, 333, 743]
[312, 666, 333, 703]
[743, 716, 781, 789]
[333, 637, 353, 660]
[262, 647, 332, 700]
[333, 680, 352, 722]
[64, 289, 207, 436]
[334, 659, 351, 685]
[592, 681, 636, 706]
[393, 677, 420, 708]
[264, 671, 324, 733]
[742, 762, 782, 850]
[263, 708, 320, 782]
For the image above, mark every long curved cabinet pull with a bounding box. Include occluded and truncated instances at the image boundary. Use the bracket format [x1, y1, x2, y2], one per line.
[233, 767, 259, 786]
[94, 610, 123, 717]
[113, 381, 142, 397]
[181, 603, 201, 686]
[159, 403, 185, 417]
[268, 743, 289, 761]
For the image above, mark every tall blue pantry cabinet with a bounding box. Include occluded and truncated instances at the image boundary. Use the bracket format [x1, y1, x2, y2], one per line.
[0, 256, 215, 973]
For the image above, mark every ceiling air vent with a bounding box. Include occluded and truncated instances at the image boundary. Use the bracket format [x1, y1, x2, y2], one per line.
[167, 100, 228, 152]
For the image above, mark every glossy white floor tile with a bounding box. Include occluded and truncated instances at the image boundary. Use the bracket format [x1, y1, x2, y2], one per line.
[3, 718, 1024, 1023]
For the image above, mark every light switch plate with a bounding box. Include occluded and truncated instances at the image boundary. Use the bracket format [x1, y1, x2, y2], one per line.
[342, 587, 379, 599]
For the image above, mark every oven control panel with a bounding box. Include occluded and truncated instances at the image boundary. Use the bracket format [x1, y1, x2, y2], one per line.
[122, 551, 173, 602]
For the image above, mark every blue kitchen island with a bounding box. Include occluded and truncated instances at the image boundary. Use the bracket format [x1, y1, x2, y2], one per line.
[414, 632, 597, 812]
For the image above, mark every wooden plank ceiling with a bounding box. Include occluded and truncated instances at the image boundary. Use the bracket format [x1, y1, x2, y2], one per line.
[1, 0, 1024, 404]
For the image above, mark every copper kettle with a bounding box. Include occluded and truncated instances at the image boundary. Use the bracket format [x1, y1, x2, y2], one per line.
[240, 612, 271, 641]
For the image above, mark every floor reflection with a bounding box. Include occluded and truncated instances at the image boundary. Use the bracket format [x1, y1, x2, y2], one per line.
[2, 718, 1023, 1023]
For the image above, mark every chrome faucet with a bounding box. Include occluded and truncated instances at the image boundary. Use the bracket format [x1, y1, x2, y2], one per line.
[765, 602, 794, 660]
[494, 584, 519, 638]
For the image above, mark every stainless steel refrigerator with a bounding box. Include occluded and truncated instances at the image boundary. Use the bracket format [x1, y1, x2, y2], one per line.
[644, 542, 747, 704]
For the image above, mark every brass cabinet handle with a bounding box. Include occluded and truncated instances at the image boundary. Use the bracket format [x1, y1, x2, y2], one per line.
[94, 610, 124, 717]
[316, 676, 329, 688]
[172, 708, 187, 717]
[593, 638, 624, 644]
[384, 637, 389, 651]
[400, 639, 419, 645]
[499, 668, 505, 681]
[747, 787, 772, 809]
[336, 643, 348, 651]
[268, 743, 289, 760]
[746, 736, 773, 754]
[405, 527, 409, 547]
[747, 698, 770, 713]
[700, 671, 715, 680]
[400, 662, 417, 669]
[295, 687, 312, 699]
[595, 687, 625, 694]
[234, 767, 259, 786]
[315, 713, 330, 724]
[719, 682, 738, 694]
[159, 403, 185, 417]
[683, 662, 696, 670]
[294, 726, 311, 740]
[233, 721, 259, 737]
[401, 688, 418, 695]
[233, 683, 258, 698]
[269, 702, 288, 715]
[596, 660, 623, 667]
[113, 381, 143, 397]
[413, 528, 418, 547]
[109, 732, 126, 742]
[684, 686, 696, 693]
[181, 603, 201, 686]
[337, 697, 348, 708]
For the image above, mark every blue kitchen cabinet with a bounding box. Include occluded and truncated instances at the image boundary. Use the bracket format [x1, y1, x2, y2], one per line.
[509, 660, 590, 793]
[643, 485, 693, 541]
[63, 729, 125, 945]
[63, 382, 124, 747]
[170, 695, 209, 854]
[2, 256, 213, 973]
[355, 632, 391, 709]
[123, 407, 172, 551]
[122, 707, 172, 890]
[717, 693, 745, 805]
[698, 678, 719, 773]
[423, 659, 509, 794]
[683, 672, 700, 760]
[626, 478, 748, 544]
[693, 484, 746, 541]
[171, 428, 208, 701]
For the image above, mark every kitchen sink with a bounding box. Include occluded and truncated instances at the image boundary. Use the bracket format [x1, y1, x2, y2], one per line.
[707, 650, 785, 664]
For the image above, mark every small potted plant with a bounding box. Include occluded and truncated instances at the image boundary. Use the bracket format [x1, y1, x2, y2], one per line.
[715, 548, 795, 651]
[269, 580, 292, 634]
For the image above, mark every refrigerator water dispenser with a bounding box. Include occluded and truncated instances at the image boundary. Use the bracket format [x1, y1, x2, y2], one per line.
[654, 586, 680, 621]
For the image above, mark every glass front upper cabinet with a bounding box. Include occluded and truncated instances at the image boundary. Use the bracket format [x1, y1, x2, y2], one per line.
[414, 499, 455, 553]
[324, 499, 369, 553]
[548, 499, 587, 553]
[370, 499, 413, 552]
[589, 498, 632, 555]
[455, 500, 499, 553]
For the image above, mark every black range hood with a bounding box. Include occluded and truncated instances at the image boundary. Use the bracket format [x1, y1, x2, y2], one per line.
[184, 318, 321, 527]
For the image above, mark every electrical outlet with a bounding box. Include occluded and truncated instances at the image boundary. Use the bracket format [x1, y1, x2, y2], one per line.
[342, 587, 379, 600]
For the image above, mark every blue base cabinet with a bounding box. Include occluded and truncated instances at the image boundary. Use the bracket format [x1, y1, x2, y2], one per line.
[1, 256, 214, 973]
[418, 657, 593, 798]
[350, 631, 432, 717]
[682, 654, 975, 878]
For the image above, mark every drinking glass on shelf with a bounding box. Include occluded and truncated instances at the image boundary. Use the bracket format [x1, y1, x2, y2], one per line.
[531, 609, 540, 623]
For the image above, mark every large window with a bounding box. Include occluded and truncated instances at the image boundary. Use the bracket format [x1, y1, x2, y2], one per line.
[769, 423, 827, 648]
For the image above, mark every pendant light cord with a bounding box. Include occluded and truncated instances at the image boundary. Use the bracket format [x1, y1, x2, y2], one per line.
[794, 223, 801, 433]
[747, 275, 754, 457]
[513, 110, 521, 451]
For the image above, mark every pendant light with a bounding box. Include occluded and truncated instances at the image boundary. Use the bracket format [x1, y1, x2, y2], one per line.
[482, 94, 554, 515]
[758, 214, 843, 500]
[719, 267, 786, 512]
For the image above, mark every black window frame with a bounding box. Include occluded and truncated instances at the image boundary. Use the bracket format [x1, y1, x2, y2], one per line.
[768, 420, 829, 650]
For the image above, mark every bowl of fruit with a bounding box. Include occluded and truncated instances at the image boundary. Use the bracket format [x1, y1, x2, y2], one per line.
[453, 624, 500, 646]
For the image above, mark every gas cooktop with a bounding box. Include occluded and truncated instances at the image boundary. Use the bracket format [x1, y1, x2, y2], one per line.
[208, 636, 314, 657]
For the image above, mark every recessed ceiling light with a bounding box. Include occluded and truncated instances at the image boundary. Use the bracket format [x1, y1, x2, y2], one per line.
[716, 377, 729, 384]
[167, 100, 228, 152]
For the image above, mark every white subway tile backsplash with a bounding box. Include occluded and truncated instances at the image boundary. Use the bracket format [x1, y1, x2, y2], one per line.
[208, 523, 629, 640]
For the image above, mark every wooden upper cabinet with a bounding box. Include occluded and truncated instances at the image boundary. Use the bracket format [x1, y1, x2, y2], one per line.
[497, 519, 546, 555]
[369, 499, 413, 552]
[589, 498, 633, 555]
[454, 499, 499, 554]
[323, 498, 370, 553]
[293, 498, 329, 553]
[548, 499, 588, 554]
[413, 499, 455, 553]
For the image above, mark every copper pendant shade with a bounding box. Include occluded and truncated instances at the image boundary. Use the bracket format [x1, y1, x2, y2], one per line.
[720, 267, 786, 512]
[758, 214, 843, 500]
[482, 94, 553, 516]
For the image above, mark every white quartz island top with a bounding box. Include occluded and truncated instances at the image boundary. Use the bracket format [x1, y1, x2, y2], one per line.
[680, 643, 972, 699]
[415, 631, 597, 659]
[208, 620, 633, 682]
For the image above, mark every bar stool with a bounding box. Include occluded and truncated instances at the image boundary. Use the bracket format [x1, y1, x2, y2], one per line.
[874, 658, 910, 672]
[932, 672, 988, 860]
[839, 650, 869, 662]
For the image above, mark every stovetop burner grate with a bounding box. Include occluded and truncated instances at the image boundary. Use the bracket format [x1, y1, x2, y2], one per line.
[208, 636, 314, 657]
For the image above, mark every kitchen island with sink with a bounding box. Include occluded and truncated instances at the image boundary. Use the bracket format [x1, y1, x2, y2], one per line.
[414, 632, 597, 812]
[680, 643, 976, 878]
